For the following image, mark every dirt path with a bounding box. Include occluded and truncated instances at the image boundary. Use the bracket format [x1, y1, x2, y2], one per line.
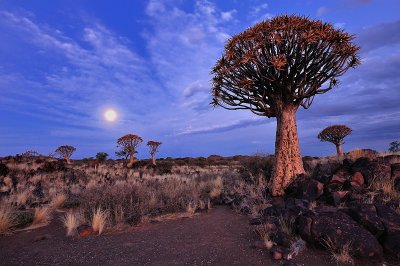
[0, 207, 335, 266]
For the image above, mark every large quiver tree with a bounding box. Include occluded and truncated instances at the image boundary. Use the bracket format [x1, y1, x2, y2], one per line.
[55, 145, 76, 164]
[318, 125, 352, 156]
[117, 134, 143, 167]
[211, 15, 360, 196]
[147, 141, 162, 165]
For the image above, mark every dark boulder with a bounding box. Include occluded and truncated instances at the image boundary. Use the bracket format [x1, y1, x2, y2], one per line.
[391, 163, 400, 178]
[345, 202, 385, 238]
[297, 209, 383, 259]
[375, 204, 400, 258]
[351, 158, 391, 186]
[285, 175, 324, 201]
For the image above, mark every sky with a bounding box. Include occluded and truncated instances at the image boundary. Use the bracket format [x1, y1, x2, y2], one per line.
[0, 0, 399, 159]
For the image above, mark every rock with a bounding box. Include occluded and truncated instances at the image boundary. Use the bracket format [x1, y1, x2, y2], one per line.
[253, 240, 268, 249]
[391, 163, 400, 178]
[345, 202, 385, 238]
[272, 231, 294, 248]
[374, 204, 400, 258]
[249, 217, 264, 225]
[297, 209, 383, 259]
[351, 158, 391, 186]
[273, 250, 282, 260]
[352, 172, 364, 186]
[327, 192, 341, 207]
[32, 235, 48, 242]
[77, 224, 94, 237]
[285, 175, 324, 201]
[384, 155, 400, 165]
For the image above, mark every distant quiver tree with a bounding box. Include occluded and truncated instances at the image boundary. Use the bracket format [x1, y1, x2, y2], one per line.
[318, 125, 352, 156]
[117, 134, 143, 167]
[55, 145, 76, 164]
[211, 15, 360, 196]
[147, 141, 162, 165]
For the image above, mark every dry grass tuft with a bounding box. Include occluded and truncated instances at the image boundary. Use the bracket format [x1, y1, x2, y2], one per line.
[51, 193, 67, 208]
[0, 202, 15, 234]
[92, 208, 108, 234]
[186, 201, 197, 215]
[323, 238, 354, 265]
[254, 224, 274, 250]
[16, 190, 30, 206]
[278, 215, 295, 236]
[61, 211, 80, 236]
[33, 207, 51, 225]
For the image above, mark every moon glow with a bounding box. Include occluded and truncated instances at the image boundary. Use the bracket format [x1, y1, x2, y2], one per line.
[104, 109, 117, 122]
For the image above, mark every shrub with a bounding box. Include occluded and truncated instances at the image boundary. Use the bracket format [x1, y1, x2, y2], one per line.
[14, 211, 34, 228]
[0, 202, 15, 233]
[62, 194, 81, 208]
[0, 163, 9, 177]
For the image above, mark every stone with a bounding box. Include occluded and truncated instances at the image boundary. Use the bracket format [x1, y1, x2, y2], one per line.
[297, 209, 383, 259]
[253, 240, 268, 249]
[285, 175, 324, 201]
[352, 171, 364, 186]
[374, 204, 400, 258]
[351, 158, 391, 186]
[330, 175, 346, 185]
[391, 163, 400, 178]
[77, 224, 94, 237]
[345, 202, 385, 238]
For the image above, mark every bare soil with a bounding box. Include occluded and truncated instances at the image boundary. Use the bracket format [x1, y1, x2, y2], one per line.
[0, 207, 338, 266]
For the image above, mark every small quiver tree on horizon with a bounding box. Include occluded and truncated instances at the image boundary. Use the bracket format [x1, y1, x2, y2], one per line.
[55, 145, 76, 164]
[318, 125, 352, 157]
[211, 15, 360, 196]
[147, 141, 162, 165]
[117, 134, 143, 167]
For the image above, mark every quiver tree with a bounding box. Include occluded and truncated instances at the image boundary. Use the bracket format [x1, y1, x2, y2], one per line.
[117, 134, 143, 167]
[147, 141, 162, 165]
[318, 125, 352, 156]
[54, 145, 76, 164]
[211, 15, 360, 196]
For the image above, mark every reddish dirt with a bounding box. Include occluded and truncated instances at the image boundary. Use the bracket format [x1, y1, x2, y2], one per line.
[0, 207, 338, 265]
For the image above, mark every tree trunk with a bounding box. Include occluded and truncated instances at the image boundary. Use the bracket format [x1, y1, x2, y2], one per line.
[336, 144, 344, 157]
[64, 154, 71, 165]
[270, 104, 305, 196]
[128, 151, 134, 166]
[152, 154, 156, 165]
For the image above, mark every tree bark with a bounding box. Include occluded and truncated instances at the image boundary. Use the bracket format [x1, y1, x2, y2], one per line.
[336, 144, 344, 157]
[128, 151, 134, 166]
[151, 154, 156, 165]
[270, 104, 305, 196]
[64, 154, 71, 165]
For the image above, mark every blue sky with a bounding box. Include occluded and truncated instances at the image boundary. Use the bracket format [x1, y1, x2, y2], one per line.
[0, 0, 399, 159]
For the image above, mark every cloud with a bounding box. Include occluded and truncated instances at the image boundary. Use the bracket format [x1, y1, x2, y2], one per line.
[316, 6, 329, 17]
[249, 3, 269, 17]
[357, 20, 400, 52]
[221, 10, 236, 21]
[177, 118, 269, 135]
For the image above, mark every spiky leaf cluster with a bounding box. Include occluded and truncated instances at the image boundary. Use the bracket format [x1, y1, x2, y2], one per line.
[211, 15, 360, 117]
[147, 141, 162, 155]
[318, 125, 352, 145]
[55, 145, 76, 158]
[117, 134, 143, 153]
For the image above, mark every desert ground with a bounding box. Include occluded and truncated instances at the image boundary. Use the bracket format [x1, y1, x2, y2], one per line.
[1, 149, 400, 265]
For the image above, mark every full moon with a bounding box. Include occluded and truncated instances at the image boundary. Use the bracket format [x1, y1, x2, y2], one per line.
[104, 109, 117, 122]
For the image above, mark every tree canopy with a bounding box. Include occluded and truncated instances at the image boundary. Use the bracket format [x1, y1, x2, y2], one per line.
[211, 15, 360, 117]
[318, 125, 352, 145]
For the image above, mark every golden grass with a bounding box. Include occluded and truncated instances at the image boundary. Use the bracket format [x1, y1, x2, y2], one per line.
[0, 202, 15, 234]
[61, 211, 80, 236]
[33, 207, 51, 225]
[278, 215, 295, 236]
[323, 238, 354, 265]
[254, 224, 274, 250]
[92, 208, 108, 234]
[51, 193, 67, 209]
[16, 190, 30, 206]
[186, 201, 197, 215]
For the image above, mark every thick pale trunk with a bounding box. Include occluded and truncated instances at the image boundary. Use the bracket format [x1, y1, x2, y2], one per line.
[151, 154, 156, 165]
[336, 144, 344, 157]
[64, 155, 71, 164]
[270, 105, 305, 196]
[128, 151, 134, 166]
